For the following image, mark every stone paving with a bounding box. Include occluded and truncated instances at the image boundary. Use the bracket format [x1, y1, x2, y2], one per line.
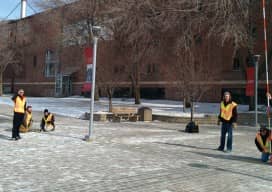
[0, 104, 271, 192]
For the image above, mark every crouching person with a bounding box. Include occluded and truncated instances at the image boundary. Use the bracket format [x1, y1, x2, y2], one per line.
[19, 106, 33, 133]
[255, 125, 272, 163]
[40, 109, 55, 132]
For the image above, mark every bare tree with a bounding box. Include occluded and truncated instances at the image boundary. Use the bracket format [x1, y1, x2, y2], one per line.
[33, 0, 101, 98]
[95, 42, 123, 112]
[34, 0, 119, 105]
[106, 0, 164, 104]
[0, 21, 18, 95]
[156, 1, 258, 104]
[34, 0, 266, 107]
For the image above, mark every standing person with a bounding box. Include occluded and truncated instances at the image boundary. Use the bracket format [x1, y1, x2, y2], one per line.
[217, 91, 238, 153]
[255, 125, 272, 162]
[40, 109, 55, 132]
[11, 89, 26, 140]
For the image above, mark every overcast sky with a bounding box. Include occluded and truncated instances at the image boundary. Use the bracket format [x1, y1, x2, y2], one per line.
[0, 0, 37, 20]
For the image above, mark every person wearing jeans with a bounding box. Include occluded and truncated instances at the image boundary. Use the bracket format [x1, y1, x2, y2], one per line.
[217, 91, 237, 153]
[255, 125, 271, 162]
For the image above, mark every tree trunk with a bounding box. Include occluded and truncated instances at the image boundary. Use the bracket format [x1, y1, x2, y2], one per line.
[94, 85, 99, 101]
[0, 72, 3, 96]
[134, 84, 141, 104]
[11, 75, 14, 93]
[130, 72, 141, 104]
[107, 87, 113, 112]
[248, 96, 255, 111]
[183, 97, 186, 112]
[134, 60, 141, 104]
[184, 96, 191, 108]
[190, 100, 194, 122]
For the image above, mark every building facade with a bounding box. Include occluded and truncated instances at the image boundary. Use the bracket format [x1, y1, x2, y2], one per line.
[2, 1, 271, 104]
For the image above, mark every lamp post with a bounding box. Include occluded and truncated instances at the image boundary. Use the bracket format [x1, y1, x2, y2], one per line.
[254, 55, 260, 127]
[21, 0, 27, 19]
[85, 26, 101, 142]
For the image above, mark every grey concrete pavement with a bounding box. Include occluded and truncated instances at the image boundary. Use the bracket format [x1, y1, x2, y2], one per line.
[0, 104, 271, 192]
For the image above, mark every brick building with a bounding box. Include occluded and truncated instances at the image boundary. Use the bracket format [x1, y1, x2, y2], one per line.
[2, 1, 271, 103]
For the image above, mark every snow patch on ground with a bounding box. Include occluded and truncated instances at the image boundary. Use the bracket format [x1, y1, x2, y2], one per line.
[0, 95, 255, 119]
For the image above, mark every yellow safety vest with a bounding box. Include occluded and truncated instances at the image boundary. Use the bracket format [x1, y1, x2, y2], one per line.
[220, 101, 237, 121]
[44, 113, 53, 124]
[25, 111, 32, 127]
[256, 132, 271, 152]
[19, 111, 32, 133]
[14, 96, 26, 113]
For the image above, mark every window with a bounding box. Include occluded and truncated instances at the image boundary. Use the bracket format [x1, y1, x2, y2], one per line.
[233, 57, 240, 71]
[197, 0, 203, 11]
[233, 51, 241, 71]
[45, 50, 56, 77]
[33, 56, 37, 68]
[251, 26, 257, 39]
[114, 66, 119, 74]
[113, 65, 125, 74]
[147, 63, 156, 74]
[194, 34, 202, 45]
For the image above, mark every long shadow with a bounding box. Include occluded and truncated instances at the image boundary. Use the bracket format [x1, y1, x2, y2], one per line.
[187, 162, 272, 182]
[156, 142, 266, 165]
[0, 134, 12, 140]
[5, 128, 84, 141]
[38, 131, 85, 141]
[190, 151, 263, 165]
[155, 142, 215, 150]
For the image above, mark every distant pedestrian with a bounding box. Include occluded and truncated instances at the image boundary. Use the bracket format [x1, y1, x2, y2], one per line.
[217, 91, 238, 153]
[255, 125, 272, 162]
[11, 89, 26, 140]
[40, 109, 55, 132]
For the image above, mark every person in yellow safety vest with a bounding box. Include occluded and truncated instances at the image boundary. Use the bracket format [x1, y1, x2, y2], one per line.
[11, 89, 26, 140]
[255, 125, 272, 162]
[217, 91, 238, 153]
[40, 109, 55, 132]
[19, 106, 33, 133]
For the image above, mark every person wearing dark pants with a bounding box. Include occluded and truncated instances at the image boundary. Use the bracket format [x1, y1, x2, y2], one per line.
[217, 91, 238, 153]
[219, 122, 233, 152]
[12, 113, 25, 139]
[11, 89, 26, 140]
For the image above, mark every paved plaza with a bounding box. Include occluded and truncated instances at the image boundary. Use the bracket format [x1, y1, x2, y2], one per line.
[0, 104, 271, 192]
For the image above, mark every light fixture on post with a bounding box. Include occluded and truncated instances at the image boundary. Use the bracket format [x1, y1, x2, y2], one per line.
[85, 25, 101, 142]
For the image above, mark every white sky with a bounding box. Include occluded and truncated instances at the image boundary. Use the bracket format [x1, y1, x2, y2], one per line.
[0, 0, 37, 20]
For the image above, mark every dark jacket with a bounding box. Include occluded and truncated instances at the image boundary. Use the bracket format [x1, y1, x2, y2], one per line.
[255, 131, 271, 152]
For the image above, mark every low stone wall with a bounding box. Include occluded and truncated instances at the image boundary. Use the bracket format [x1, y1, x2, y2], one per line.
[81, 112, 271, 126]
[152, 114, 218, 125]
[80, 112, 112, 121]
[237, 113, 271, 126]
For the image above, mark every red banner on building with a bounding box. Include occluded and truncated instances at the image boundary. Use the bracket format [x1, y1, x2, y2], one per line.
[246, 67, 255, 96]
[84, 47, 93, 65]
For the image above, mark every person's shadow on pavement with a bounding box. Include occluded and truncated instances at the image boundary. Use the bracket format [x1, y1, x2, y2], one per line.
[0, 134, 12, 140]
[155, 142, 214, 150]
[190, 151, 264, 165]
[156, 142, 265, 165]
